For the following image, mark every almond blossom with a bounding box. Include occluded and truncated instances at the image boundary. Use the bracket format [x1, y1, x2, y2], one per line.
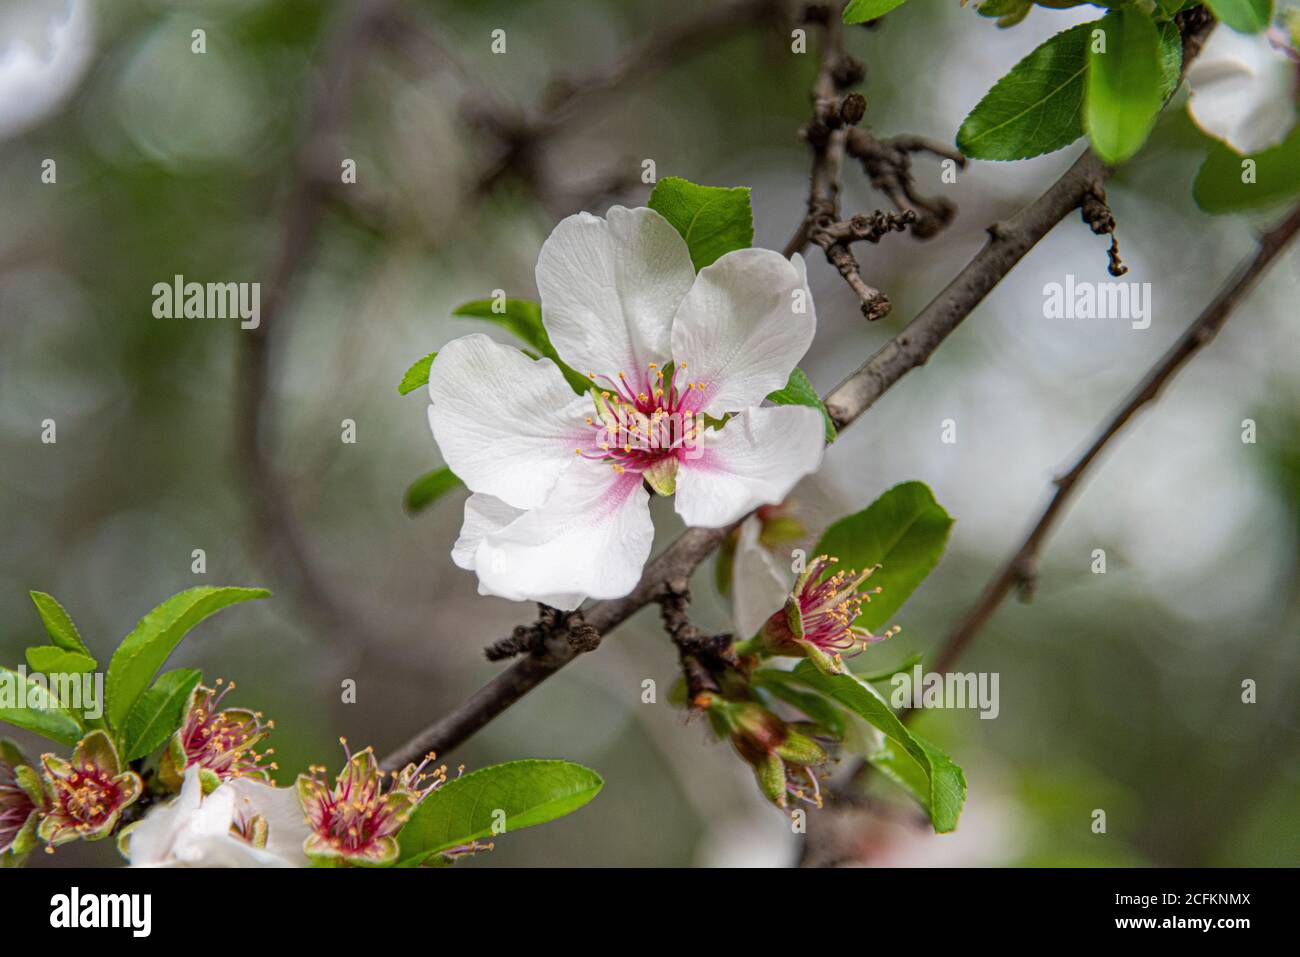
[123, 765, 310, 868]
[428, 206, 826, 608]
[1186, 23, 1299, 154]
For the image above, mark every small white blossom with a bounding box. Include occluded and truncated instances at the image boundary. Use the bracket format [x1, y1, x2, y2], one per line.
[1186, 24, 1299, 154]
[124, 765, 310, 867]
[429, 206, 826, 608]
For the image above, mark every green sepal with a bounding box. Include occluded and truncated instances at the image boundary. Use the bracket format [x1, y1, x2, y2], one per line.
[642, 457, 679, 496]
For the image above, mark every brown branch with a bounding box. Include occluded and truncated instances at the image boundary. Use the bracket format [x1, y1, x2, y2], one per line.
[381, 147, 1117, 770]
[820, 201, 1300, 844]
[930, 201, 1300, 679]
[383, 2, 1221, 774]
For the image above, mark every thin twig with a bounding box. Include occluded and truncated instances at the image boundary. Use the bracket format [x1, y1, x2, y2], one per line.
[930, 202, 1300, 678]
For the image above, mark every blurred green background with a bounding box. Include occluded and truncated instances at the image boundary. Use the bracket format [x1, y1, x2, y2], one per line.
[1, 0, 1296, 867]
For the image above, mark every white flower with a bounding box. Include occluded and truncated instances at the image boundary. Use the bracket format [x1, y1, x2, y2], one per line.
[429, 206, 826, 609]
[731, 514, 793, 639]
[124, 766, 310, 867]
[0, 0, 94, 142]
[1186, 24, 1299, 154]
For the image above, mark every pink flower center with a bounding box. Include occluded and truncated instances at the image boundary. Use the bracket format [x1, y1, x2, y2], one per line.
[0, 766, 36, 845]
[53, 764, 121, 828]
[576, 361, 708, 475]
[793, 555, 899, 656]
[180, 682, 276, 780]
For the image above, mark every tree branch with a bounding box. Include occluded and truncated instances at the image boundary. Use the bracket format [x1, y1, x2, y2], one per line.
[383, 4, 1219, 773]
[381, 148, 1115, 769]
[930, 201, 1300, 679]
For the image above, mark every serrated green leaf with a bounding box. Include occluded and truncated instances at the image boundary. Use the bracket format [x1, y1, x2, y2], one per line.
[1085, 8, 1163, 164]
[398, 351, 437, 395]
[844, 0, 911, 23]
[814, 481, 953, 631]
[866, 731, 965, 829]
[397, 759, 603, 865]
[1204, 0, 1272, 33]
[958, 21, 1095, 161]
[766, 367, 836, 443]
[106, 587, 270, 730]
[452, 299, 591, 394]
[121, 668, 202, 762]
[648, 177, 754, 271]
[29, 591, 92, 657]
[404, 466, 463, 514]
[25, 646, 97, 676]
[1194, 124, 1300, 213]
[789, 661, 964, 831]
[0, 666, 83, 745]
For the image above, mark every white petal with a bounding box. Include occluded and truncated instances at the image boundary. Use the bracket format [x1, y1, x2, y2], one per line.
[670, 250, 815, 416]
[1186, 25, 1299, 154]
[675, 405, 825, 528]
[472, 458, 654, 609]
[0, 0, 95, 142]
[731, 515, 792, 639]
[537, 206, 695, 378]
[221, 777, 311, 866]
[452, 493, 526, 570]
[427, 334, 588, 510]
[125, 765, 204, 865]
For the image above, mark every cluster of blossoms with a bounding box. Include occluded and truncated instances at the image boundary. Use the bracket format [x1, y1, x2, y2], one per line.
[1, 681, 454, 868]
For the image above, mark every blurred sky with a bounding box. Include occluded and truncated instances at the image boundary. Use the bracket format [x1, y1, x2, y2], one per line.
[1, 0, 1296, 867]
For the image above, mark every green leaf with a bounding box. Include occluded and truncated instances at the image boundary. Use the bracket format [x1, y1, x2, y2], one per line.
[1085, 8, 1163, 164]
[121, 668, 202, 762]
[790, 661, 964, 831]
[844, 0, 912, 23]
[452, 299, 591, 394]
[25, 647, 97, 677]
[957, 21, 1095, 161]
[752, 669, 847, 739]
[814, 481, 953, 631]
[866, 731, 965, 829]
[397, 759, 603, 866]
[766, 368, 836, 443]
[404, 467, 463, 514]
[978, 0, 1033, 27]
[105, 587, 270, 730]
[1194, 125, 1300, 213]
[1203, 0, 1272, 33]
[1156, 21, 1183, 101]
[398, 351, 436, 395]
[857, 651, 923, 682]
[29, 591, 92, 657]
[0, 666, 83, 745]
[647, 177, 753, 271]
[30, 590, 92, 657]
